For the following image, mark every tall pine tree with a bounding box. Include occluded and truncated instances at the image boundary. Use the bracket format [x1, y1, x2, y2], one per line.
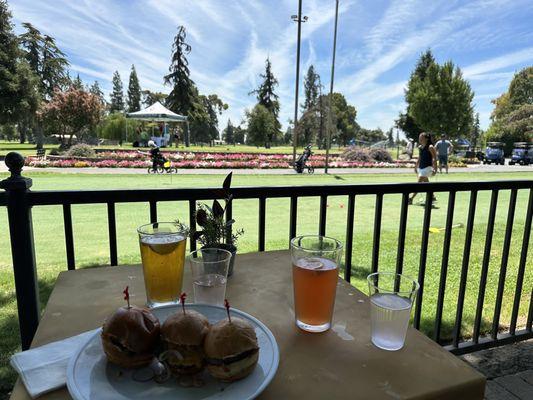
[164, 27, 195, 115]
[72, 73, 83, 90]
[250, 58, 281, 147]
[223, 119, 235, 145]
[110, 71, 124, 113]
[20, 23, 69, 99]
[302, 65, 320, 112]
[0, 0, 40, 142]
[164, 26, 195, 146]
[90, 81, 106, 106]
[127, 64, 141, 112]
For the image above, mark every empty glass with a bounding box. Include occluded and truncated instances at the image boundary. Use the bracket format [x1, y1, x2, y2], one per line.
[367, 272, 419, 351]
[189, 248, 232, 306]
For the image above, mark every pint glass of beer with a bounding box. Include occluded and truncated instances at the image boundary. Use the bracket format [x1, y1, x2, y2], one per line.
[138, 222, 187, 307]
[291, 235, 343, 333]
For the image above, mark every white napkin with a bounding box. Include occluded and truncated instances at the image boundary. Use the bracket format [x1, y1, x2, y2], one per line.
[10, 329, 99, 398]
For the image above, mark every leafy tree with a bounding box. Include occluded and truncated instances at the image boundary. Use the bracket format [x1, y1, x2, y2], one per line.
[397, 50, 435, 140]
[295, 108, 320, 147]
[164, 26, 195, 116]
[471, 113, 481, 150]
[233, 125, 246, 144]
[355, 127, 387, 143]
[20, 22, 69, 99]
[189, 92, 227, 143]
[486, 104, 532, 153]
[39, 86, 104, 145]
[127, 64, 141, 112]
[0, 1, 40, 144]
[89, 81, 106, 106]
[142, 90, 167, 106]
[487, 66, 533, 153]
[283, 125, 293, 145]
[396, 112, 423, 141]
[110, 71, 124, 113]
[508, 66, 533, 107]
[250, 58, 281, 145]
[302, 65, 320, 112]
[71, 74, 83, 90]
[1, 124, 17, 140]
[386, 128, 394, 146]
[222, 119, 235, 144]
[97, 112, 140, 143]
[245, 104, 278, 147]
[322, 92, 357, 146]
[405, 60, 474, 139]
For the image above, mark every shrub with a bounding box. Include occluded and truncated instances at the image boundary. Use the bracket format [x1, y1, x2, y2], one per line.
[48, 148, 61, 156]
[341, 146, 372, 162]
[369, 148, 393, 163]
[66, 143, 96, 158]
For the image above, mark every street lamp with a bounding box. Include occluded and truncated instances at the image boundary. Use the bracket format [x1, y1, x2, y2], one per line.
[324, 0, 339, 174]
[291, 1, 308, 165]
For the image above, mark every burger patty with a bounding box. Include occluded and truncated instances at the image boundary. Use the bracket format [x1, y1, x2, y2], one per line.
[108, 335, 137, 357]
[206, 348, 259, 366]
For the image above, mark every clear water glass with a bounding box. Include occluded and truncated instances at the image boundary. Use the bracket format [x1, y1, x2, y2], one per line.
[367, 272, 419, 351]
[189, 248, 232, 306]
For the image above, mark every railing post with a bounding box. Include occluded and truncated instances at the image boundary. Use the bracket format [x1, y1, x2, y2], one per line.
[0, 152, 40, 350]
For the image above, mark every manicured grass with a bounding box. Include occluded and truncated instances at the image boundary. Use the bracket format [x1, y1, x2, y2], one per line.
[0, 140, 346, 156]
[0, 171, 531, 398]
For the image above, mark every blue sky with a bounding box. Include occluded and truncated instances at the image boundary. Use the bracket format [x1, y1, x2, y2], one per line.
[9, 0, 533, 133]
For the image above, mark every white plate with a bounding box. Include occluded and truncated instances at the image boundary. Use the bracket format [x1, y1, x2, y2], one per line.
[67, 304, 279, 400]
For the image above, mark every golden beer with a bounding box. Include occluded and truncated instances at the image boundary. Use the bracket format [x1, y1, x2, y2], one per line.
[138, 223, 187, 306]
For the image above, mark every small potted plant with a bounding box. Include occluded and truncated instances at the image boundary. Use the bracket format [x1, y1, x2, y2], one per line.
[192, 173, 243, 276]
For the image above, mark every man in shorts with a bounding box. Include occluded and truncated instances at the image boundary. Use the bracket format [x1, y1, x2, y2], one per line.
[435, 134, 453, 173]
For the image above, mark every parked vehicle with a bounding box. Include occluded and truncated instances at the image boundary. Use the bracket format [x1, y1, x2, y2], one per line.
[483, 142, 505, 165]
[509, 142, 532, 166]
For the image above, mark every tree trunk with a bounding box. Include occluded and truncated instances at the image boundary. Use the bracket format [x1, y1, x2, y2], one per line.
[34, 123, 44, 150]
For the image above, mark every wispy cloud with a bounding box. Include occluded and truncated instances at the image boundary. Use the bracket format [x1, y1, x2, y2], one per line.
[8, 0, 533, 131]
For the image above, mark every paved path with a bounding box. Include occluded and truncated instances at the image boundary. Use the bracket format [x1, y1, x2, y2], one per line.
[2, 164, 531, 175]
[461, 339, 533, 399]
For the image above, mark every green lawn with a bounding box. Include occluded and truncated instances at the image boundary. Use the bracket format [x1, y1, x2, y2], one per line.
[0, 171, 531, 398]
[0, 140, 347, 156]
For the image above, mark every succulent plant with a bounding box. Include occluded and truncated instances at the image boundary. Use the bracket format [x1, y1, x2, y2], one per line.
[191, 172, 243, 248]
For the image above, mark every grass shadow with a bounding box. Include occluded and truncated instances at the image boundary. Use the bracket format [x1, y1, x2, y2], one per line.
[0, 278, 56, 400]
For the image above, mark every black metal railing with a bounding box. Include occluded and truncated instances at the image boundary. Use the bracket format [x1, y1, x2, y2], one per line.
[1, 152, 532, 355]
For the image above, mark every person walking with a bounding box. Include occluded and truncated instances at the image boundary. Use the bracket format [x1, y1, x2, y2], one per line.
[406, 138, 414, 160]
[435, 134, 453, 173]
[408, 132, 437, 206]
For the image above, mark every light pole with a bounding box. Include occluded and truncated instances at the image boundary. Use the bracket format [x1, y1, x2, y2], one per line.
[291, 1, 307, 165]
[324, 0, 339, 174]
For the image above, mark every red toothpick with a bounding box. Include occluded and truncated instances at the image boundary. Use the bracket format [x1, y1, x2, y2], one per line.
[224, 299, 231, 323]
[180, 292, 187, 315]
[123, 286, 130, 309]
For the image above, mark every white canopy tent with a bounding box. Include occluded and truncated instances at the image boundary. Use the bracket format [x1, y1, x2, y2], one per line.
[126, 102, 189, 147]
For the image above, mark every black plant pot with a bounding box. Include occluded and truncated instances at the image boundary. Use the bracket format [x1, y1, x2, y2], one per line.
[201, 243, 237, 277]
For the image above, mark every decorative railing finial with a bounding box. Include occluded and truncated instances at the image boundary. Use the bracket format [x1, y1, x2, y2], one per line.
[1, 152, 31, 190]
[5, 152, 25, 178]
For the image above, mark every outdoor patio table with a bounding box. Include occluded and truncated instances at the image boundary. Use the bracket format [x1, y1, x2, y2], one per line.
[10, 250, 485, 399]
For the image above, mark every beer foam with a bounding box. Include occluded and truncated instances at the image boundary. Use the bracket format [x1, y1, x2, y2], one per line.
[141, 234, 184, 245]
[296, 257, 337, 271]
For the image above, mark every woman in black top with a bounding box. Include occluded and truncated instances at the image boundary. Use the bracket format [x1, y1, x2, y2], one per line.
[408, 132, 437, 205]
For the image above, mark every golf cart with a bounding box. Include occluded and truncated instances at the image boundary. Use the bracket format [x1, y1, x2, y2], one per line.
[509, 142, 532, 166]
[483, 142, 505, 165]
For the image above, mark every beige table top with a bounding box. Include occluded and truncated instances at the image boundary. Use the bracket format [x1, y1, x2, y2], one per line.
[11, 250, 485, 400]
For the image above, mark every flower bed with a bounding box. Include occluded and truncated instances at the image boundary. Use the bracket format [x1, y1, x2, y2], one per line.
[27, 150, 414, 169]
